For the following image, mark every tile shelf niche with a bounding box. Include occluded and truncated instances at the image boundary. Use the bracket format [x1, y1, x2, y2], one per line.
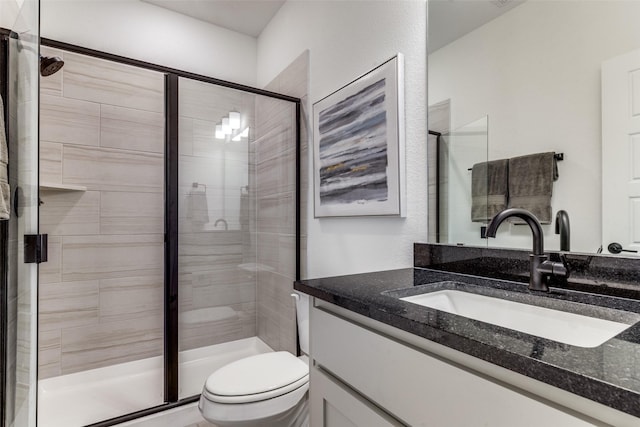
[39, 182, 87, 192]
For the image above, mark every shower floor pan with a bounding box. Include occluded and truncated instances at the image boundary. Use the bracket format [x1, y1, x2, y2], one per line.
[37, 337, 273, 427]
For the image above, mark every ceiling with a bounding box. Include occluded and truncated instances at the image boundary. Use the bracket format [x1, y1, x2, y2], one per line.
[429, 0, 526, 52]
[142, 0, 524, 47]
[142, 0, 286, 37]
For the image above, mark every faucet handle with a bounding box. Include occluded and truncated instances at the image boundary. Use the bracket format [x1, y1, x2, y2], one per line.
[537, 254, 570, 279]
[559, 253, 571, 278]
[553, 255, 570, 278]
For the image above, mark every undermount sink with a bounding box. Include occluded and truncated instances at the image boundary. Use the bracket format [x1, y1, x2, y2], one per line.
[400, 289, 634, 348]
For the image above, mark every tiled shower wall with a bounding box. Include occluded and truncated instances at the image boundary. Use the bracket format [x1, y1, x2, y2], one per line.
[254, 51, 309, 354]
[37, 45, 305, 378]
[38, 47, 165, 378]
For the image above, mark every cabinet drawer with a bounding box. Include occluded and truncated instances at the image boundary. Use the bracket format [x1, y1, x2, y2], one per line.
[311, 303, 597, 427]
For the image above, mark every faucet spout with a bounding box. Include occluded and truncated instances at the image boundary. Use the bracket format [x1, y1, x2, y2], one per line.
[486, 208, 544, 255]
[214, 218, 228, 231]
[555, 210, 570, 252]
[486, 208, 568, 292]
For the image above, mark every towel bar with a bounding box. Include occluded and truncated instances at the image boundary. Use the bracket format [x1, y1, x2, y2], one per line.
[467, 152, 564, 171]
[192, 182, 207, 192]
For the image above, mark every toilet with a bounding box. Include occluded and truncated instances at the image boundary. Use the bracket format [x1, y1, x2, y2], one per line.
[199, 292, 310, 427]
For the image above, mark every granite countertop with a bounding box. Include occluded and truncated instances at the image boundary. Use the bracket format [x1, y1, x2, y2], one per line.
[294, 268, 640, 418]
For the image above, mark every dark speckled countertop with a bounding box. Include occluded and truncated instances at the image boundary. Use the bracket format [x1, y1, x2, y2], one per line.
[294, 267, 640, 418]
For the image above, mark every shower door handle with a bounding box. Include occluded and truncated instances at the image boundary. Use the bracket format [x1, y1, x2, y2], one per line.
[24, 234, 48, 263]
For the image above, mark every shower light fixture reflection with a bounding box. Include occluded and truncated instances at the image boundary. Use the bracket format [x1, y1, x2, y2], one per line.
[215, 124, 225, 139]
[215, 111, 242, 140]
[221, 117, 231, 134]
[229, 111, 241, 130]
[232, 127, 249, 142]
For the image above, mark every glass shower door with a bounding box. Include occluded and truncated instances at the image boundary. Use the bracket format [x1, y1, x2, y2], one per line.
[438, 116, 489, 247]
[176, 76, 299, 399]
[177, 77, 260, 398]
[3, 0, 40, 426]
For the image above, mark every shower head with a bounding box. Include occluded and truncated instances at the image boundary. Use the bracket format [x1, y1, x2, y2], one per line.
[40, 55, 64, 77]
[9, 33, 65, 77]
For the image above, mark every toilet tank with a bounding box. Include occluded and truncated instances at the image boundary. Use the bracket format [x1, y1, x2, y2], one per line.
[293, 292, 310, 355]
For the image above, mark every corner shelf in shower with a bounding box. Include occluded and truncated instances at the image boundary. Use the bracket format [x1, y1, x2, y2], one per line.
[39, 182, 87, 192]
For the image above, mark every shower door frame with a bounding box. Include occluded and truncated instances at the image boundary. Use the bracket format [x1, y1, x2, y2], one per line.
[0, 30, 9, 427]
[34, 37, 302, 427]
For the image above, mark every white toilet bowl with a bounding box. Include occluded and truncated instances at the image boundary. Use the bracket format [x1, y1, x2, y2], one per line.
[199, 293, 310, 427]
[198, 351, 309, 427]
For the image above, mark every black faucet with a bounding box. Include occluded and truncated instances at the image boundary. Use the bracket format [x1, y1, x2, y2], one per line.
[214, 218, 228, 230]
[486, 208, 568, 292]
[555, 210, 570, 252]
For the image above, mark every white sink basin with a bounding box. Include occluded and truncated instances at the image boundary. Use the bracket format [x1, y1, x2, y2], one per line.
[401, 290, 633, 348]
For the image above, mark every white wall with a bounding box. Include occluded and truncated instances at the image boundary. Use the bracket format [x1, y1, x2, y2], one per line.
[429, 0, 640, 254]
[257, 1, 428, 279]
[2, 0, 40, 36]
[40, 0, 257, 85]
[0, 0, 18, 29]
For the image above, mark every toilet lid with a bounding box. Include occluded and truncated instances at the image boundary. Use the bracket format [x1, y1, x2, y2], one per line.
[204, 352, 308, 400]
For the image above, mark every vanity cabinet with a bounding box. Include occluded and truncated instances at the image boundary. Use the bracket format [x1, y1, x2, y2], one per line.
[309, 300, 598, 427]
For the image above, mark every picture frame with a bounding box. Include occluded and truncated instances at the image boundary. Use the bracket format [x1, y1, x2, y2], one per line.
[313, 53, 405, 217]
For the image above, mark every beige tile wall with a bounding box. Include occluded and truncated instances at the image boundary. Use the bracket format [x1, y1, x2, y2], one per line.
[38, 46, 165, 378]
[254, 50, 309, 354]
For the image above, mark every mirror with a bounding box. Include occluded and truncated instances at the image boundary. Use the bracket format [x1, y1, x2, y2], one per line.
[428, 0, 640, 255]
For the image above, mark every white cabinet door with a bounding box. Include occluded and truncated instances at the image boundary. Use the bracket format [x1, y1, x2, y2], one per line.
[602, 48, 640, 254]
[310, 366, 404, 427]
[311, 303, 599, 427]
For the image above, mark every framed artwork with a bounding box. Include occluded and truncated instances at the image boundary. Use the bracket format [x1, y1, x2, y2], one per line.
[313, 53, 405, 217]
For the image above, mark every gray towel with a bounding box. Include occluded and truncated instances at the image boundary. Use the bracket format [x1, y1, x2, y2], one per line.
[507, 152, 558, 224]
[186, 191, 209, 228]
[0, 95, 9, 220]
[471, 159, 509, 222]
[240, 188, 249, 232]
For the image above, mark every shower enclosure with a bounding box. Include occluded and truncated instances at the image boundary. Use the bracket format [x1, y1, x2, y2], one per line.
[428, 108, 489, 247]
[2, 33, 300, 427]
[438, 116, 489, 246]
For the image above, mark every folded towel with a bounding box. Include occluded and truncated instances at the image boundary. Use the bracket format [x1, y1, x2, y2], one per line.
[471, 159, 509, 222]
[0, 183, 9, 220]
[0, 94, 9, 220]
[0, 95, 6, 166]
[186, 190, 209, 228]
[507, 152, 558, 224]
[240, 191, 249, 231]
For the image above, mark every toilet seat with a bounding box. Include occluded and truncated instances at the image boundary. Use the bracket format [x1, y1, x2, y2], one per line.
[199, 381, 309, 426]
[203, 351, 309, 404]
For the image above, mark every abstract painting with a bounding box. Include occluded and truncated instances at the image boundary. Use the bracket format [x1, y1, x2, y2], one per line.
[313, 54, 405, 217]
